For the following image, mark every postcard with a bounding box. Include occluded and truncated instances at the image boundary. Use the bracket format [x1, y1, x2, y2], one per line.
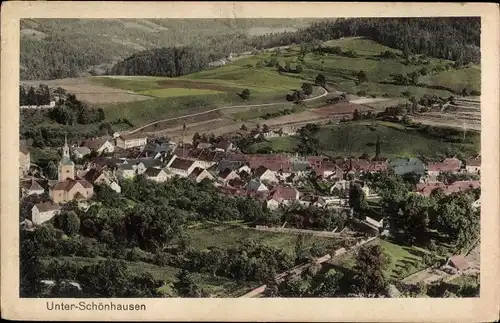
[1, 1, 499, 322]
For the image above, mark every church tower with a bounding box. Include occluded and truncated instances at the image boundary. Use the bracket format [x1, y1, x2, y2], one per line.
[58, 135, 75, 181]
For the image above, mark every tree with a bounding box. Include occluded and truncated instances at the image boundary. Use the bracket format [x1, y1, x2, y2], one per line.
[192, 132, 201, 145]
[54, 211, 80, 236]
[262, 124, 269, 133]
[45, 160, 59, 180]
[240, 124, 248, 131]
[241, 88, 250, 100]
[357, 70, 368, 83]
[353, 245, 389, 297]
[409, 71, 420, 85]
[295, 64, 303, 73]
[352, 109, 360, 121]
[20, 234, 45, 297]
[313, 269, 344, 297]
[173, 269, 206, 297]
[349, 182, 366, 213]
[301, 83, 314, 96]
[315, 74, 327, 87]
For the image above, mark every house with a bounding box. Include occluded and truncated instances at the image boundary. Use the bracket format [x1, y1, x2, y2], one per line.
[208, 59, 226, 68]
[444, 180, 480, 195]
[253, 165, 279, 183]
[19, 144, 30, 176]
[115, 164, 137, 180]
[389, 158, 426, 176]
[50, 178, 94, 204]
[31, 201, 61, 225]
[20, 179, 45, 197]
[446, 255, 470, 272]
[465, 157, 481, 174]
[330, 180, 350, 196]
[427, 158, 462, 179]
[218, 168, 240, 183]
[144, 167, 170, 183]
[298, 194, 327, 208]
[72, 146, 91, 159]
[80, 138, 115, 155]
[189, 167, 215, 183]
[415, 182, 447, 197]
[142, 142, 175, 159]
[246, 179, 269, 193]
[79, 168, 121, 193]
[168, 158, 199, 177]
[266, 186, 300, 210]
[50, 138, 94, 204]
[227, 177, 247, 189]
[115, 133, 148, 149]
[214, 140, 234, 152]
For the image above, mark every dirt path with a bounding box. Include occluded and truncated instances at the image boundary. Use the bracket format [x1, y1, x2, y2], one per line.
[128, 87, 328, 134]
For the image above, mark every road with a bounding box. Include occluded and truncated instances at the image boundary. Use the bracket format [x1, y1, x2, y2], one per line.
[127, 87, 328, 134]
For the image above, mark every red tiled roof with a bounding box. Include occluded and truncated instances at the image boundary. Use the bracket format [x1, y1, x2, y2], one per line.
[445, 181, 480, 194]
[416, 182, 447, 197]
[427, 162, 460, 172]
[51, 178, 93, 192]
[268, 186, 299, 202]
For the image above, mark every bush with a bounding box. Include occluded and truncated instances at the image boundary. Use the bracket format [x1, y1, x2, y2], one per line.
[356, 90, 366, 96]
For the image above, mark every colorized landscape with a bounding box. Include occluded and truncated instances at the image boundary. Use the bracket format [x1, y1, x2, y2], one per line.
[20, 17, 481, 300]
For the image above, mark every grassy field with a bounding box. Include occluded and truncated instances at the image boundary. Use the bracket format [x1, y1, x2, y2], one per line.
[420, 66, 481, 93]
[186, 222, 343, 255]
[331, 239, 430, 280]
[38, 37, 479, 130]
[249, 120, 480, 159]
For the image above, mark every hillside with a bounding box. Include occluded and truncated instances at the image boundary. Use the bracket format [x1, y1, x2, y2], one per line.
[20, 18, 315, 80]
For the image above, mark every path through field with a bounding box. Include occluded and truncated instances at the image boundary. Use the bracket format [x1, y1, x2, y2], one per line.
[128, 87, 328, 134]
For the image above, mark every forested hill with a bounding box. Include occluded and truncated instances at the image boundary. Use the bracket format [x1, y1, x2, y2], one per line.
[20, 18, 313, 80]
[110, 46, 212, 77]
[108, 17, 480, 78]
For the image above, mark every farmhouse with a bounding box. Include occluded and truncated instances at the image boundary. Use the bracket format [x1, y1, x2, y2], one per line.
[72, 146, 91, 159]
[214, 140, 234, 152]
[144, 167, 170, 183]
[31, 201, 61, 225]
[427, 158, 462, 180]
[20, 179, 45, 197]
[116, 133, 148, 149]
[115, 164, 137, 179]
[465, 157, 481, 174]
[79, 168, 121, 193]
[266, 186, 300, 210]
[189, 167, 215, 183]
[253, 165, 279, 183]
[218, 168, 240, 183]
[80, 138, 115, 155]
[168, 158, 200, 177]
[415, 182, 447, 197]
[246, 179, 269, 193]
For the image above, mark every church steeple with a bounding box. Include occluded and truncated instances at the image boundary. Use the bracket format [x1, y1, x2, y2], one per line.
[62, 134, 70, 158]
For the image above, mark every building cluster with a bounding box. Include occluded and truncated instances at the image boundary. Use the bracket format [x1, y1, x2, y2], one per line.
[19, 131, 481, 230]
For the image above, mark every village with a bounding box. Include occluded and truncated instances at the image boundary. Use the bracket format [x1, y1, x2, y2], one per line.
[19, 118, 481, 293]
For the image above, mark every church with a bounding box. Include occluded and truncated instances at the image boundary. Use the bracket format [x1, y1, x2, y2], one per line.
[49, 137, 94, 204]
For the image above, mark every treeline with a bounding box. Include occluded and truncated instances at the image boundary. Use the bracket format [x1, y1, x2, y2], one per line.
[20, 90, 108, 148]
[248, 18, 480, 64]
[109, 46, 218, 77]
[20, 85, 51, 106]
